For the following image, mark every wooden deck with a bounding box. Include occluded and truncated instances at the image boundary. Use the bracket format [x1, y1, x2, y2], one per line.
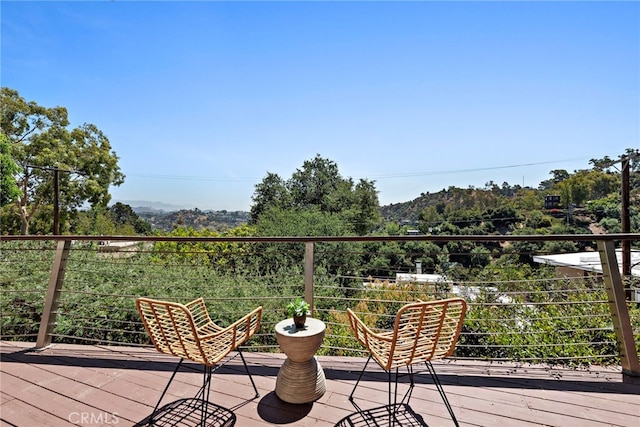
[1, 340, 638, 426]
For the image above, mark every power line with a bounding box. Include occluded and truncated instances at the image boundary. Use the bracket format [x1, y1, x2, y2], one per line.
[127, 157, 592, 183]
[363, 158, 591, 180]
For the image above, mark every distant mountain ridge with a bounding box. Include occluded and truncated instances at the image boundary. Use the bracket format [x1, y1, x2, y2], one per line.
[113, 200, 188, 212]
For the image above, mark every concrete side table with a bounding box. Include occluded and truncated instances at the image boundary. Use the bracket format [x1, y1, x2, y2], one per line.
[274, 317, 326, 404]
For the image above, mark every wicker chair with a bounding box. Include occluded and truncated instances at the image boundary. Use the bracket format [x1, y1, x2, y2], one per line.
[136, 297, 262, 425]
[347, 298, 467, 427]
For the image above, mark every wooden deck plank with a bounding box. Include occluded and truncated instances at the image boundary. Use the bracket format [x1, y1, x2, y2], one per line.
[1, 397, 64, 427]
[0, 371, 104, 425]
[1, 341, 638, 426]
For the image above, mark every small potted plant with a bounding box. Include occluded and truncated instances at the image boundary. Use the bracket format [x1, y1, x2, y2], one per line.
[286, 298, 310, 329]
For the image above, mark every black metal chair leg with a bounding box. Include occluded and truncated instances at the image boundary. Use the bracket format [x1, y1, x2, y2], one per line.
[349, 354, 373, 401]
[237, 348, 260, 398]
[384, 364, 417, 427]
[425, 361, 459, 427]
[189, 364, 214, 427]
[201, 365, 212, 427]
[401, 364, 415, 406]
[388, 370, 393, 426]
[149, 358, 184, 425]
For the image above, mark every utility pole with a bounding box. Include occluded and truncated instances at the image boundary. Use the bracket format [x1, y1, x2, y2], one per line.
[601, 153, 636, 300]
[25, 165, 82, 235]
[53, 167, 60, 234]
[621, 157, 630, 280]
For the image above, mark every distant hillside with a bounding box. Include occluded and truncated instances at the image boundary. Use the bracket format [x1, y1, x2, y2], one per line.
[380, 190, 460, 223]
[137, 208, 249, 232]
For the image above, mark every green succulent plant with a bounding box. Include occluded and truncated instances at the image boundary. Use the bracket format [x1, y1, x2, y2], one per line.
[286, 298, 310, 317]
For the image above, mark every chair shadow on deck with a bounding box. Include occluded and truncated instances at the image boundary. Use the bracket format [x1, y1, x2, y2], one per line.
[256, 391, 313, 424]
[335, 403, 428, 427]
[133, 398, 236, 427]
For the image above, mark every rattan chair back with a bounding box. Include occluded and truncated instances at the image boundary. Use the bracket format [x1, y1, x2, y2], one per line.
[136, 297, 262, 366]
[348, 298, 466, 371]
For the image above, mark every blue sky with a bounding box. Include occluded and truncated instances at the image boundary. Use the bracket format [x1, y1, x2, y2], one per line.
[2, 1, 638, 211]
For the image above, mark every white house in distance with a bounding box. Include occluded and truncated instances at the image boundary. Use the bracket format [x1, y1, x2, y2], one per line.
[97, 240, 145, 258]
[532, 249, 640, 277]
[364, 272, 451, 291]
[363, 272, 449, 289]
[395, 273, 448, 283]
[532, 249, 640, 301]
[394, 273, 512, 303]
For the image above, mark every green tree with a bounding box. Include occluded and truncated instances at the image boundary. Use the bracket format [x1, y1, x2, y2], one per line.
[249, 172, 290, 223]
[483, 204, 519, 230]
[539, 169, 571, 190]
[256, 206, 351, 237]
[524, 210, 553, 229]
[0, 88, 124, 234]
[418, 205, 442, 233]
[108, 202, 151, 235]
[514, 188, 544, 211]
[343, 179, 382, 235]
[250, 154, 380, 235]
[554, 170, 619, 207]
[0, 132, 21, 205]
[288, 155, 346, 212]
[71, 206, 116, 236]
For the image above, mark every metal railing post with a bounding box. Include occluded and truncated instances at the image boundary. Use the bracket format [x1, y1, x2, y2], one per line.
[36, 239, 71, 348]
[597, 240, 640, 380]
[304, 241, 315, 315]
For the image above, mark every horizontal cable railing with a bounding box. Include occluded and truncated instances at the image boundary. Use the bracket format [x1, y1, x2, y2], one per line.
[0, 234, 638, 373]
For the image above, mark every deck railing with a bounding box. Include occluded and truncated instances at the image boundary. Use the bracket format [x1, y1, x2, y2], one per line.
[1, 234, 638, 380]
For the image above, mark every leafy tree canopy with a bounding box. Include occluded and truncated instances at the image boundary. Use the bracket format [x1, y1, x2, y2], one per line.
[0, 132, 21, 205]
[1, 87, 124, 234]
[250, 154, 381, 235]
[256, 206, 352, 237]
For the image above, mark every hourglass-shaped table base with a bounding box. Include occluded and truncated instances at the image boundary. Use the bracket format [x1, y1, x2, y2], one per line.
[274, 317, 326, 404]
